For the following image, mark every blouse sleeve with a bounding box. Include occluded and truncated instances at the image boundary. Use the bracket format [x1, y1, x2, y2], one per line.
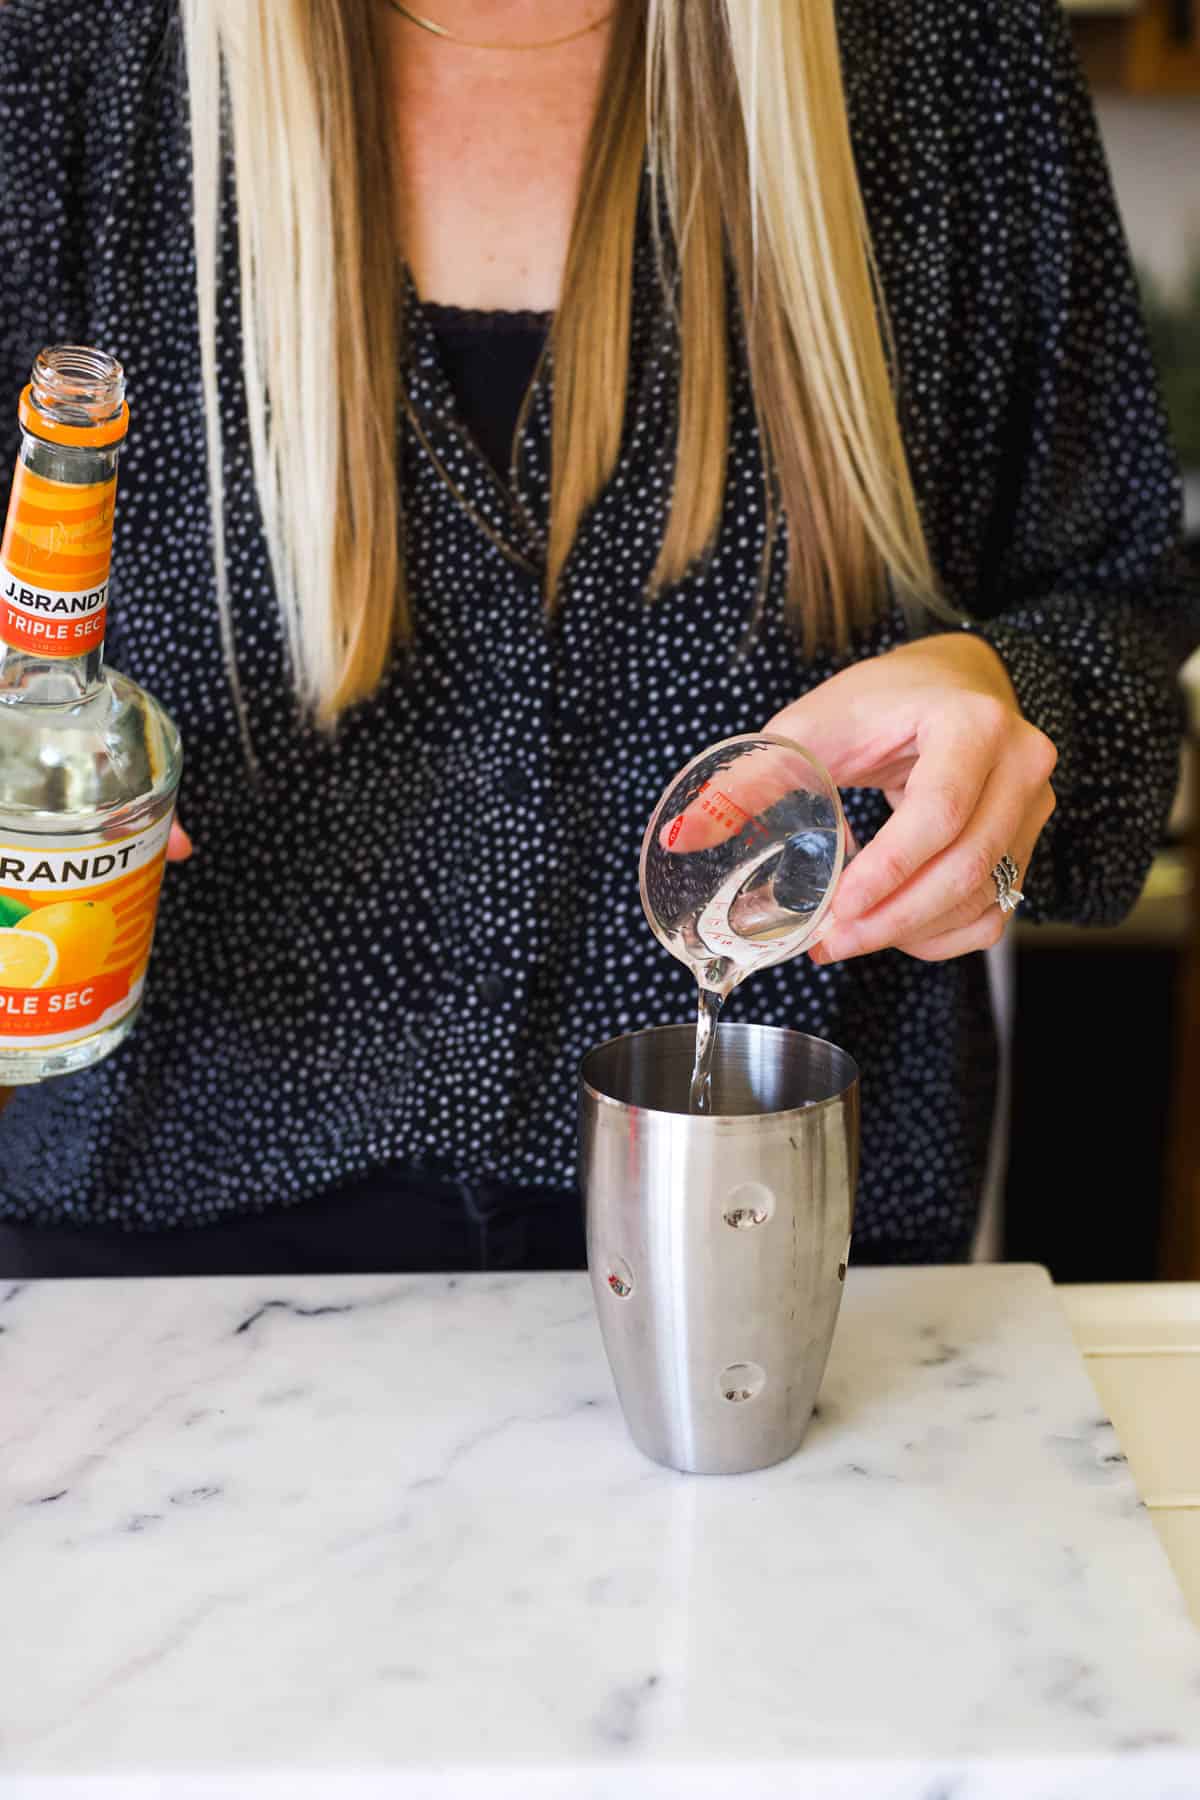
[949, 0, 1200, 925]
[0, 2, 90, 513]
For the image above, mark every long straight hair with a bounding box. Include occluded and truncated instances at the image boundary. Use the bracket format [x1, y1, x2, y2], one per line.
[181, 0, 954, 725]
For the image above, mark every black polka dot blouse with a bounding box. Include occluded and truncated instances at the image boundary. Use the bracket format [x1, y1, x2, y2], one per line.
[0, 0, 1196, 1262]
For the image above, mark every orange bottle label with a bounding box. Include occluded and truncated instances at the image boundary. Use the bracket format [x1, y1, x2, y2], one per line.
[0, 815, 171, 1047]
[0, 462, 116, 658]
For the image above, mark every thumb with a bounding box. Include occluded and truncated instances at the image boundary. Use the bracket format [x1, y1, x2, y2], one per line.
[762, 684, 875, 791]
[765, 667, 924, 794]
[167, 819, 193, 863]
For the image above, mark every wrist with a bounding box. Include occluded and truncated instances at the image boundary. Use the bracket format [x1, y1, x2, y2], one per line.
[892, 628, 1020, 711]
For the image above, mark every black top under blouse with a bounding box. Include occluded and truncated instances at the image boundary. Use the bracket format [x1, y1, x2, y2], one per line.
[0, 0, 1197, 1260]
[423, 303, 550, 485]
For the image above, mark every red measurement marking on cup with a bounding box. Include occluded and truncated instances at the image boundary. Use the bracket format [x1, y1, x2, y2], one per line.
[665, 779, 770, 846]
[702, 786, 770, 839]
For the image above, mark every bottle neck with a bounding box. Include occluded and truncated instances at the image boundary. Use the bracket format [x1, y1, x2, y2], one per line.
[0, 428, 120, 701]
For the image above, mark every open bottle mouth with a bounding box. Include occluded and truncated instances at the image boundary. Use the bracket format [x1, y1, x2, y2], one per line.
[30, 346, 126, 429]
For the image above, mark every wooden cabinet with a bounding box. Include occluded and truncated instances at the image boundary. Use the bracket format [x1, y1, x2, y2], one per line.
[1067, 0, 1200, 94]
[1167, 737, 1200, 1281]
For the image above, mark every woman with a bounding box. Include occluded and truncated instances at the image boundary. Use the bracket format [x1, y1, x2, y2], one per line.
[0, 0, 1193, 1275]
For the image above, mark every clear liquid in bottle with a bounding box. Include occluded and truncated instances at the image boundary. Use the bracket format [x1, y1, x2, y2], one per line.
[0, 347, 182, 1083]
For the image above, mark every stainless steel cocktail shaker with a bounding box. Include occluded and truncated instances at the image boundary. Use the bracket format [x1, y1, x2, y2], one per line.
[580, 1023, 858, 1475]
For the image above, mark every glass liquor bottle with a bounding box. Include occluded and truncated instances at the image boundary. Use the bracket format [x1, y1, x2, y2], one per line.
[0, 346, 182, 1082]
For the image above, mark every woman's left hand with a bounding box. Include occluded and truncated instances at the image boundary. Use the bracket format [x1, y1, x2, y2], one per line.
[764, 633, 1058, 964]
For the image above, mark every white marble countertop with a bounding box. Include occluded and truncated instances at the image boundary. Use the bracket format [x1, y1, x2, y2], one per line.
[1061, 1283, 1200, 1622]
[2, 1264, 1199, 1799]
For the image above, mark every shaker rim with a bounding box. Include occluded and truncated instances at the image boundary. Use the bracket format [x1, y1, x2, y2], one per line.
[579, 1021, 859, 1123]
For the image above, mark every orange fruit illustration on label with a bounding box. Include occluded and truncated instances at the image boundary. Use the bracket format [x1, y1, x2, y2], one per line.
[15, 900, 118, 983]
[0, 927, 58, 988]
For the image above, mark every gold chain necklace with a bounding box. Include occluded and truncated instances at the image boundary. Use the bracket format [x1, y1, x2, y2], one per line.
[382, 1, 613, 51]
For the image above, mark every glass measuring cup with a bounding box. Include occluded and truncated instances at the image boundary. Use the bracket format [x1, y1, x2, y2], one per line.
[640, 734, 855, 1109]
[640, 733, 855, 993]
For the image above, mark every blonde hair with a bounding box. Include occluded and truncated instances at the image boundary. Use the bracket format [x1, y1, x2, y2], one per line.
[182, 0, 955, 726]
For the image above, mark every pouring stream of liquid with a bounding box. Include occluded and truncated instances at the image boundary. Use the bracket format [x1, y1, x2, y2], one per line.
[689, 986, 725, 1114]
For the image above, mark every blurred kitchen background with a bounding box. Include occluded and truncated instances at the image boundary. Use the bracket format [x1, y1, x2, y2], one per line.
[995, 0, 1200, 1281]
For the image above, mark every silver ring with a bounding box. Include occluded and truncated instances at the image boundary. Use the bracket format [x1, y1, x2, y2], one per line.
[992, 854, 1025, 916]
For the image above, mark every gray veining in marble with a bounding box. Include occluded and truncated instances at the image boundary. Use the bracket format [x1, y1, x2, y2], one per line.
[1, 1264, 1198, 1797]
